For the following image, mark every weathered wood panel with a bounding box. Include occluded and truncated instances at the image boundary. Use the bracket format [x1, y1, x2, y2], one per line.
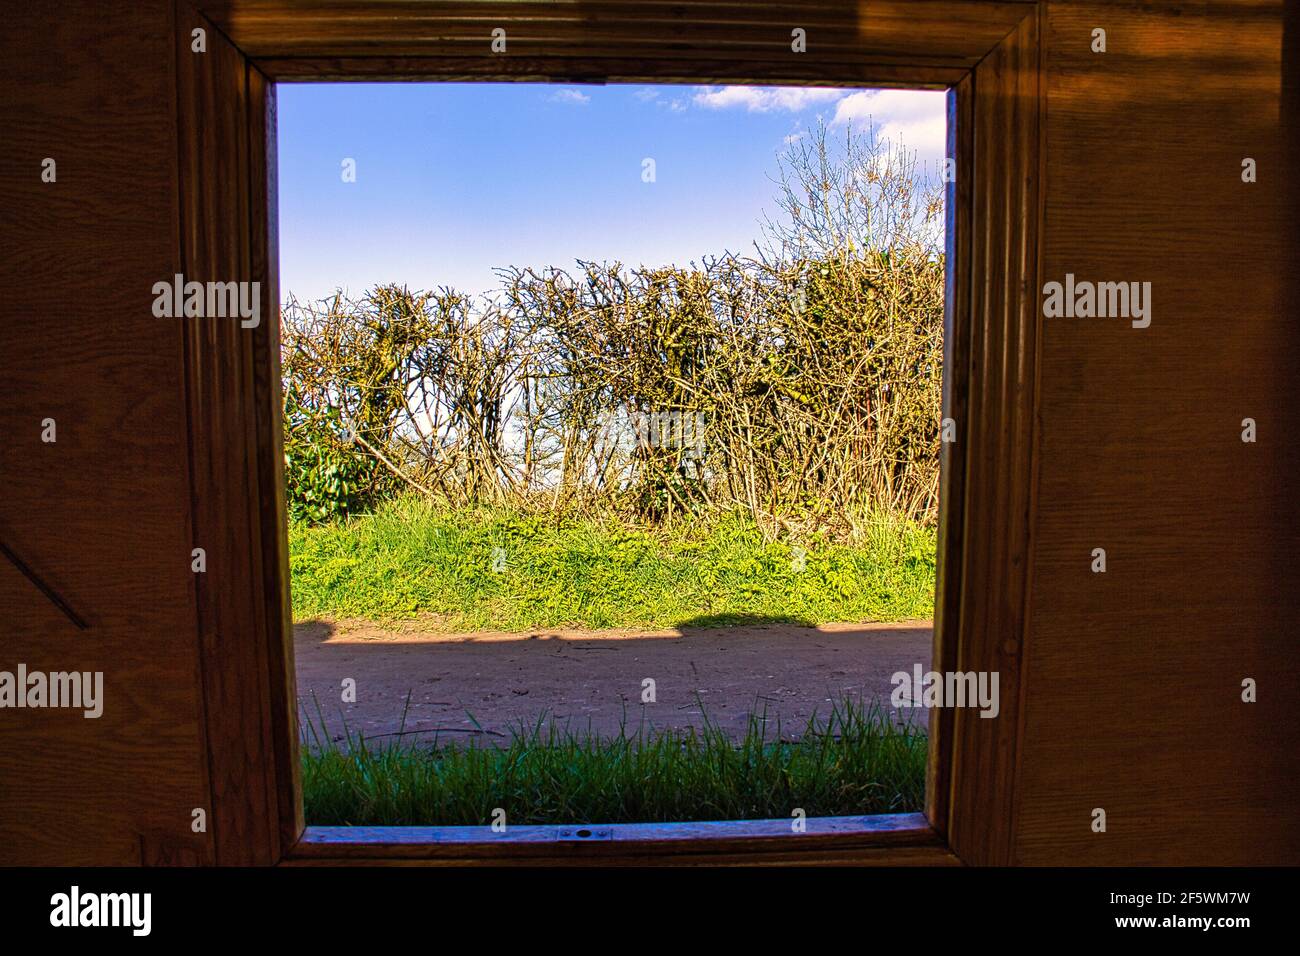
[1014, 0, 1299, 865]
[940, 9, 1041, 866]
[175, 1, 298, 864]
[0, 0, 212, 865]
[206, 0, 1032, 66]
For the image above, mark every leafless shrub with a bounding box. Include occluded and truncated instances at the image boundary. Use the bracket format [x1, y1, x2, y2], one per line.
[281, 120, 944, 534]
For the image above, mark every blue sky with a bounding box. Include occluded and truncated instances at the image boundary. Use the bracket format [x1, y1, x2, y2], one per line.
[276, 83, 946, 301]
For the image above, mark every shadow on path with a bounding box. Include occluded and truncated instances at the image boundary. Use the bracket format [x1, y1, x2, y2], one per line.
[294, 617, 933, 745]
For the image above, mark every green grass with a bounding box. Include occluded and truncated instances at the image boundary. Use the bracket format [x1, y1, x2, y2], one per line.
[300, 696, 927, 826]
[289, 498, 937, 629]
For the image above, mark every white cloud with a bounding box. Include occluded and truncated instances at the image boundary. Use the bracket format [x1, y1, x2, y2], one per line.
[550, 89, 591, 105]
[830, 89, 947, 159]
[692, 85, 846, 113]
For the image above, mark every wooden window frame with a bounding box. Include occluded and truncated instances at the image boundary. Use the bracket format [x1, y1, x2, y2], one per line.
[174, 0, 1042, 866]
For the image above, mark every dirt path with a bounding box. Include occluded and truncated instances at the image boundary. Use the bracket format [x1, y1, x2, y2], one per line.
[294, 619, 933, 745]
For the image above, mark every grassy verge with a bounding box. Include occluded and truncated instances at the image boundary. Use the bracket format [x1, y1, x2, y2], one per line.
[301, 697, 927, 826]
[289, 498, 937, 629]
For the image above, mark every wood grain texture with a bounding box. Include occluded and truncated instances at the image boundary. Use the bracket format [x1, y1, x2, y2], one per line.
[175, 0, 293, 865]
[252, 54, 964, 86]
[247, 62, 306, 858]
[205, 0, 1032, 66]
[934, 10, 1042, 866]
[1012, 0, 1300, 866]
[285, 815, 962, 865]
[284, 845, 963, 865]
[240, 1, 1043, 865]
[0, 0, 213, 866]
[926, 76, 973, 841]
